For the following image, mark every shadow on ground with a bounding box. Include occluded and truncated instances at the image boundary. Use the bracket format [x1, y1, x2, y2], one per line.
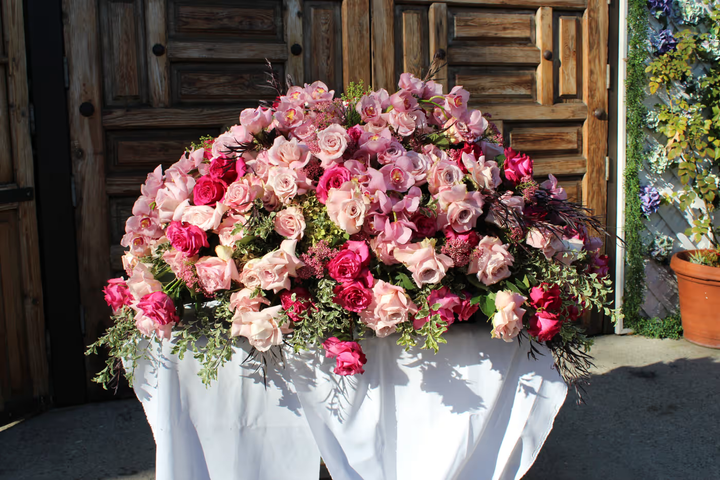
[0, 336, 719, 479]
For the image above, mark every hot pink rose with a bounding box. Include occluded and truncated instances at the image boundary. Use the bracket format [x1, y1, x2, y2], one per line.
[326, 182, 370, 235]
[529, 283, 562, 312]
[323, 337, 367, 376]
[193, 175, 226, 206]
[413, 286, 461, 329]
[231, 305, 286, 352]
[103, 278, 132, 313]
[360, 280, 418, 337]
[467, 236, 514, 286]
[209, 155, 242, 184]
[528, 311, 562, 342]
[166, 221, 209, 257]
[333, 281, 373, 312]
[454, 295, 480, 322]
[503, 148, 533, 185]
[274, 207, 306, 240]
[279, 287, 315, 322]
[316, 166, 352, 204]
[411, 212, 438, 240]
[393, 239, 454, 287]
[195, 256, 239, 293]
[137, 291, 179, 326]
[492, 291, 526, 342]
[326, 241, 369, 284]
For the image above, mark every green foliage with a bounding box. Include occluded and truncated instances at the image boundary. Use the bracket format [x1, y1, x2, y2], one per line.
[299, 192, 347, 247]
[633, 312, 683, 339]
[341, 81, 373, 127]
[688, 248, 720, 266]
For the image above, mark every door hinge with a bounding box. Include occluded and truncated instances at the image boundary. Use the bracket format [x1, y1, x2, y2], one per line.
[605, 156, 611, 181]
[606, 64, 611, 90]
[63, 57, 69, 89]
[70, 175, 77, 208]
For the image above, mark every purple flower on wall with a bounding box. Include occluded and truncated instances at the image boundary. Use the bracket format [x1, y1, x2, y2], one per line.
[640, 185, 662, 216]
[653, 29, 679, 56]
[648, 0, 673, 17]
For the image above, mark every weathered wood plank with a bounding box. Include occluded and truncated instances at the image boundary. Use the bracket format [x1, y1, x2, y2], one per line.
[4, 0, 48, 397]
[103, 107, 241, 128]
[474, 103, 587, 120]
[0, 65, 12, 183]
[397, 0, 586, 10]
[448, 44, 540, 65]
[146, 0, 169, 107]
[305, 2, 343, 92]
[428, 3, 448, 87]
[402, 11, 424, 77]
[62, 0, 112, 395]
[559, 16, 579, 97]
[342, 0, 371, 86]
[456, 71, 535, 100]
[173, 5, 280, 36]
[372, 0, 395, 90]
[453, 12, 533, 41]
[558, 179, 581, 203]
[535, 7, 553, 105]
[582, 0, 608, 225]
[168, 41, 288, 61]
[510, 126, 581, 152]
[533, 157, 587, 176]
[172, 65, 278, 104]
[284, 0, 303, 85]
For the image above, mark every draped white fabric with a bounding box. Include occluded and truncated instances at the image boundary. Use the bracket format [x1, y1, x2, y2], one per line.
[131, 323, 566, 480]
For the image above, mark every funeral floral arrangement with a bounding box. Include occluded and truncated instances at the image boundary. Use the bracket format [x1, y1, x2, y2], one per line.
[89, 69, 615, 388]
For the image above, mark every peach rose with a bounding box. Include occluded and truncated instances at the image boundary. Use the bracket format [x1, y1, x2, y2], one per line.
[360, 280, 418, 337]
[461, 152, 501, 191]
[274, 207, 306, 240]
[194, 256, 239, 293]
[491, 291, 526, 342]
[229, 288, 270, 314]
[393, 239, 454, 287]
[230, 305, 286, 352]
[436, 184, 484, 233]
[223, 176, 263, 212]
[216, 213, 246, 247]
[326, 181, 370, 235]
[266, 166, 309, 204]
[253, 239, 304, 293]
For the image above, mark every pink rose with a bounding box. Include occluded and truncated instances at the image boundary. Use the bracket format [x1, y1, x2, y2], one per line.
[467, 236, 514, 286]
[405, 151, 432, 186]
[323, 337, 367, 376]
[126, 263, 162, 301]
[103, 278, 132, 313]
[279, 287, 315, 322]
[230, 288, 269, 314]
[137, 291, 179, 326]
[316, 124, 350, 167]
[393, 239, 454, 287]
[316, 166, 352, 204]
[333, 281, 373, 312]
[485, 193, 525, 228]
[369, 219, 413, 265]
[254, 239, 304, 293]
[360, 280, 418, 337]
[155, 170, 196, 223]
[377, 141, 406, 165]
[166, 221, 209, 257]
[503, 148, 533, 185]
[492, 291, 526, 342]
[267, 136, 311, 169]
[247, 152, 271, 181]
[193, 175, 226, 206]
[209, 155, 241, 184]
[528, 311, 562, 342]
[267, 166, 308, 204]
[240, 258, 262, 289]
[223, 176, 263, 212]
[530, 283, 562, 312]
[274, 207, 306, 240]
[240, 107, 273, 134]
[326, 182, 370, 235]
[134, 311, 172, 340]
[212, 126, 252, 158]
[427, 160, 464, 195]
[526, 228, 565, 259]
[540, 174, 568, 200]
[386, 109, 417, 137]
[413, 286, 461, 329]
[436, 184, 484, 233]
[195, 256, 239, 293]
[231, 305, 286, 352]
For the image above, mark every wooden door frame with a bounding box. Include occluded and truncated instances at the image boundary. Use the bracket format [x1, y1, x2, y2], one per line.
[24, 0, 87, 405]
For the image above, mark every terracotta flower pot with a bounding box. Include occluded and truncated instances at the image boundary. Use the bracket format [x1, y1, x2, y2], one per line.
[670, 250, 720, 349]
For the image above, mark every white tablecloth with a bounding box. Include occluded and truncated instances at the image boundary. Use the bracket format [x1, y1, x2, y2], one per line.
[131, 323, 567, 480]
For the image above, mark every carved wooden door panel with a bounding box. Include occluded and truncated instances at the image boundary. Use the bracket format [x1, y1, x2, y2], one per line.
[372, 0, 608, 216]
[0, 0, 49, 418]
[62, 0, 370, 394]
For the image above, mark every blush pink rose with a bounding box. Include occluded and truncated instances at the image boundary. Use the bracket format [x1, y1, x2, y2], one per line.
[216, 213, 246, 247]
[239, 258, 262, 289]
[193, 175, 226, 206]
[195, 256, 239, 293]
[267, 136, 312, 169]
[528, 311, 562, 342]
[360, 280, 418, 337]
[503, 148, 534, 185]
[230, 288, 269, 317]
[181, 202, 228, 231]
[436, 184, 484, 233]
[212, 126, 252, 158]
[267, 166, 308, 204]
[254, 239, 304, 293]
[223, 176, 263, 212]
[393, 239, 454, 287]
[103, 278, 132, 313]
[427, 160, 464, 195]
[461, 152, 501, 190]
[323, 337, 367, 376]
[136, 291, 179, 326]
[231, 305, 286, 352]
[316, 166, 352, 204]
[274, 207, 306, 240]
[526, 228, 565, 259]
[240, 106, 273, 134]
[126, 263, 162, 301]
[492, 291, 527, 342]
[326, 182, 370, 235]
[316, 124, 350, 167]
[166, 221, 209, 257]
[467, 236, 514, 286]
[155, 170, 196, 223]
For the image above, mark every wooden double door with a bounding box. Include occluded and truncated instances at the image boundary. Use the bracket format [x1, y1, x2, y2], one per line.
[63, 0, 608, 394]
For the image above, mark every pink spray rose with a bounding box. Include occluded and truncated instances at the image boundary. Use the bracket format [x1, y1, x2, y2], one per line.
[413, 286, 461, 330]
[103, 278, 132, 313]
[360, 280, 418, 337]
[333, 281, 373, 312]
[195, 256, 239, 293]
[316, 166, 352, 204]
[323, 337, 367, 376]
[467, 236, 514, 286]
[528, 312, 562, 342]
[274, 207, 306, 240]
[491, 291, 527, 342]
[193, 175, 226, 206]
[393, 239, 454, 287]
[503, 148, 533, 185]
[166, 221, 209, 257]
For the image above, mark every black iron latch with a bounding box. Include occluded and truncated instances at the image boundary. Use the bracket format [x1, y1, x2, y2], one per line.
[0, 187, 34, 204]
